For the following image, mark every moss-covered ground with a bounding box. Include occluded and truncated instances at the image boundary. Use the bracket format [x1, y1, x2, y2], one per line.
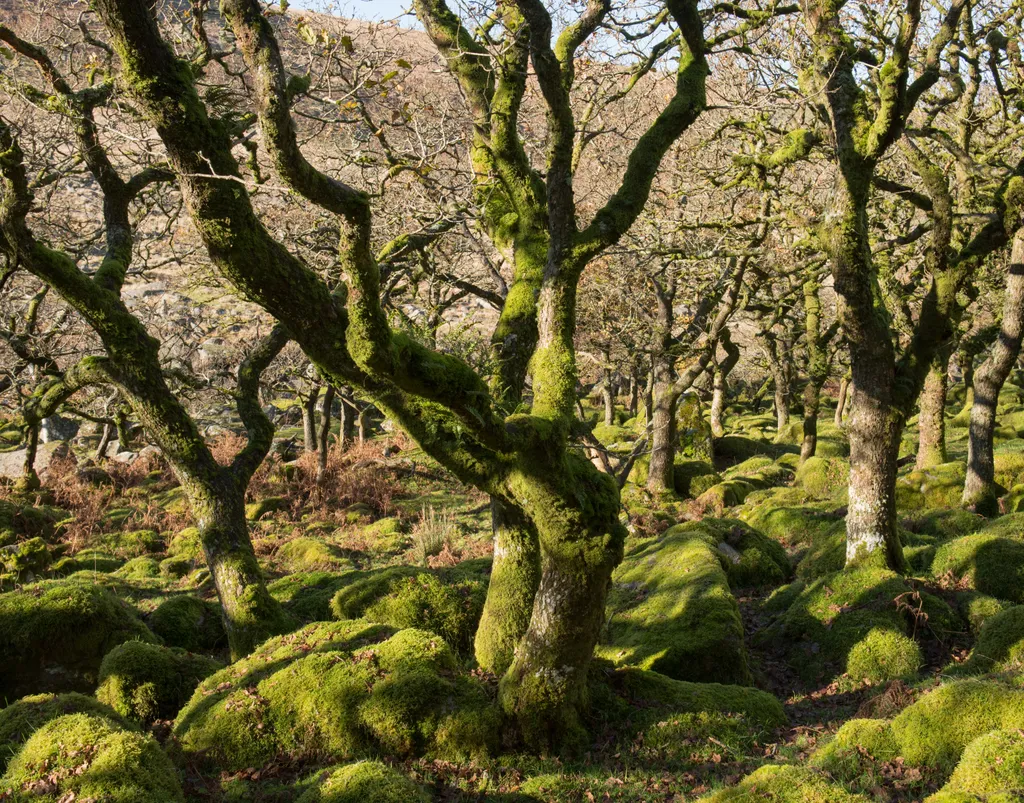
[2, 393, 1024, 800]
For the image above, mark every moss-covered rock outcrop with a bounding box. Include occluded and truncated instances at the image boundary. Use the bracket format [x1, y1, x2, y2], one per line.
[0, 713, 183, 801]
[173, 621, 498, 771]
[952, 605, 1024, 675]
[330, 563, 487, 655]
[277, 537, 356, 573]
[928, 729, 1024, 801]
[147, 595, 227, 652]
[96, 641, 222, 724]
[0, 579, 156, 698]
[895, 461, 968, 510]
[698, 764, 871, 802]
[598, 523, 751, 684]
[794, 456, 849, 500]
[295, 760, 430, 803]
[932, 530, 1024, 603]
[0, 692, 131, 772]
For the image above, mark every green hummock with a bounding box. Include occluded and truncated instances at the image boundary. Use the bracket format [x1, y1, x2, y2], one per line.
[147, 594, 227, 651]
[0, 579, 155, 698]
[598, 523, 751, 684]
[845, 627, 921, 683]
[277, 537, 355, 572]
[698, 764, 871, 801]
[173, 621, 498, 771]
[296, 761, 429, 802]
[929, 729, 1024, 800]
[932, 532, 1024, 603]
[96, 641, 222, 724]
[0, 713, 183, 801]
[0, 692, 131, 772]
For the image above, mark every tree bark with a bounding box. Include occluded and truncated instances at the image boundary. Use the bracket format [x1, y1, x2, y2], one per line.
[964, 233, 1024, 513]
[916, 349, 950, 469]
[834, 374, 850, 427]
[301, 386, 319, 453]
[317, 384, 335, 480]
[96, 422, 114, 460]
[646, 280, 677, 494]
[710, 328, 739, 438]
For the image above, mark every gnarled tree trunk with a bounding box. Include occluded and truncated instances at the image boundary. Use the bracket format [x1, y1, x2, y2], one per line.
[964, 232, 1024, 513]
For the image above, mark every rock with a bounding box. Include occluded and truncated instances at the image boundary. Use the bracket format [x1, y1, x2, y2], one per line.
[39, 415, 79, 443]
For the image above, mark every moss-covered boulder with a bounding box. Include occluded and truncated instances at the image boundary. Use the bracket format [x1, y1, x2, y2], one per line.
[167, 526, 204, 564]
[693, 518, 792, 588]
[0, 580, 156, 699]
[672, 459, 721, 499]
[147, 595, 226, 652]
[845, 627, 921, 683]
[101, 528, 163, 558]
[953, 605, 1024, 675]
[296, 761, 430, 803]
[795, 456, 849, 499]
[598, 524, 751, 684]
[698, 764, 871, 802]
[896, 462, 968, 511]
[269, 571, 354, 622]
[113, 555, 162, 580]
[246, 496, 286, 521]
[930, 729, 1024, 800]
[330, 564, 486, 654]
[277, 537, 355, 573]
[174, 621, 498, 771]
[96, 641, 222, 724]
[766, 567, 956, 684]
[0, 692, 131, 772]
[0, 537, 54, 578]
[677, 393, 714, 461]
[0, 713, 183, 801]
[932, 532, 1024, 603]
[0, 500, 61, 548]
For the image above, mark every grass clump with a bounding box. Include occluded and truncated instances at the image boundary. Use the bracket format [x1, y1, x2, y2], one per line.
[96, 641, 222, 724]
[296, 760, 430, 802]
[598, 523, 751, 685]
[0, 713, 183, 802]
[173, 621, 498, 771]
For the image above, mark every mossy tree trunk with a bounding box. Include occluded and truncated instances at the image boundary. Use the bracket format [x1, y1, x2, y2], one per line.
[710, 328, 739, 438]
[601, 347, 615, 427]
[97, 0, 717, 745]
[316, 384, 335, 480]
[801, 277, 839, 462]
[916, 349, 951, 469]
[0, 69, 287, 658]
[834, 373, 850, 427]
[646, 276, 678, 495]
[964, 231, 1024, 513]
[301, 385, 319, 453]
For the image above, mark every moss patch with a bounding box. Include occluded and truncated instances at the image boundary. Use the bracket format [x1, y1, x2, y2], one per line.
[174, 621, 498, 771]
[147, 595, 227, 652]
[845, 627, 921, 683]
[795, 456, 849, 499]
[277, 537, 356, 573]
[0, 579, 156, 699]
[935, 729, 1024, 799]
[932, 532, 1024, 603]
[598, 523, 751, 685]
[699, 764, 871, 801]
[0, 713, 183, 801]
[296, 760, 429, 802]
[97, 641, 222, 724]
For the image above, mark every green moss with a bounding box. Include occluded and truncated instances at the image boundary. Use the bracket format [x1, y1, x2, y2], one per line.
[809, 718, 900, 782]
[954, 605, 1024, 675]
[891, 679, 1024, 771]
[699, 764, 871, 802]
[0, 579, 156, 699]
[0, 692, 131, 772]
[247, 497, 286, 521]
[994, 452, 1024, 491]
[0, 537, 53, 577]
[937, 729, 1024, 798]
[955, 591, 1009, 634]
[101, 529, 163, 559]
[114, 556, 162, 580]
[0, 500, 60, 548]
[768, 567, 954, 684]
[174, 621, 498, 770]
[591, 423, 633, 447]
[296, 761, 429, 802]
[277, 537, 355, 573]
[69, 548, 123, 573]
[147, 595, 226, 652]
[795, 456, 850, 499]
[896, 462, 968, 511]
[167, 527, 204, 563]
[932, 533, 1024, 602]
[0, 713, 183, 801]
[159, 556, 192, 578]
[598, 523, 751, 684]
[330, 566, 486, 654]
[845, 627, 921, 682]
[96, 641, 222, 724]
[672, 459, 721, 498]
[269, 571, 354, 622]
[688, 517, 792, 588]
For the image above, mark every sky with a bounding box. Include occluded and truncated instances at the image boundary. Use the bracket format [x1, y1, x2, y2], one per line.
[290, 0, 415, 23]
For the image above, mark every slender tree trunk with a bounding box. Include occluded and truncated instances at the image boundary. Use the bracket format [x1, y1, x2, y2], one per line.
[16, 423, 41, 493]
[958, 360, 975, 419]
[710, 366, 726, 438]
[96, 423, 114, 460]
[627, 372, 638, 418]
[646, 280, 677, 494]
[115, 408, 131, 451]
[358, 407, 370, 445]
[801, 380, 821, 462]
[474, 499, 541, 674]
[301, 387, 319, 452]
[339, 396, 355, 449]
[600, 347, 615, 426]
[964, 233, 1024, 513]
[189, 478, 289, 658]
[643, 359, 655, 426]
[834, 374, 850, 427]
[316, 385, 335, 480]
[801, 279, 834, 462]
[916, 349, 950, 469]
[773, 367, 790, 436]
